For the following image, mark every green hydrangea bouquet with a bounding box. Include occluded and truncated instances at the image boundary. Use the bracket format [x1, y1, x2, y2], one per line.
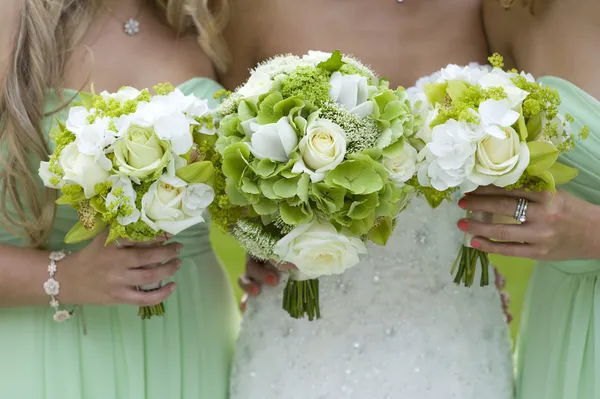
[211, 51, 419, 320]
[39, 84, 217, 318]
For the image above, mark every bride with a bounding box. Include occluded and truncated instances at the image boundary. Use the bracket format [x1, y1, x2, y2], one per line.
[220, 0, 514, 397]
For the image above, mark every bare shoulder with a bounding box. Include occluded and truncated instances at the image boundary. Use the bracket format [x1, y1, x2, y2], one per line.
[0, 1, 21, 82]
[218, 0, 272, 90]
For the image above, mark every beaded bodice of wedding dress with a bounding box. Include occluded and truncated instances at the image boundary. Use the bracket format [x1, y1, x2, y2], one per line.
[230, 197, 515, 399]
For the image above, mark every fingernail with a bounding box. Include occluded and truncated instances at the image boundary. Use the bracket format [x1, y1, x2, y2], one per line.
[471, 239, 481, 249]
[176, 259, 182, 268]
[457, 219, 469, 231]
[266, 274, 278, 286]
[458, 198, 468, 209]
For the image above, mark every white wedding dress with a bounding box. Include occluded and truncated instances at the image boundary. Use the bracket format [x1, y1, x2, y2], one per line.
[230, 196, 515, 399]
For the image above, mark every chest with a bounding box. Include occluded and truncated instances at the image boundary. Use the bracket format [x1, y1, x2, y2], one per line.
[63, 12, 214, 92]
[257, 0, 488, 87]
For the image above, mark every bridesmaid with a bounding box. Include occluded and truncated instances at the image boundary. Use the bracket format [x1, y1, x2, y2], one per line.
[0, 1, 238, 398]
[461, 1, 600, 398]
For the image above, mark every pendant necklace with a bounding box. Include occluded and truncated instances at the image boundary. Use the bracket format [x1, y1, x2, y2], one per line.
[105, 5, 142, 36]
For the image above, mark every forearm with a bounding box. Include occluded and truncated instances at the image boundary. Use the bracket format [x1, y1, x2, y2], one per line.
[0, 245, 54, 308]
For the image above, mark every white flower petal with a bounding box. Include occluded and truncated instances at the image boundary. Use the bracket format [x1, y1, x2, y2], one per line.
[154, 113, 193, 155]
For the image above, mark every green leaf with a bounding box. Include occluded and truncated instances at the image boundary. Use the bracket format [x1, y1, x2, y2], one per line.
[310, 183, 346, 216]
[273, 176, 300, 198]
[297, 173, 310, 203]
[222, 142, 251, 182]
[423, 83, 448, 105]
[280, 202, 313, 225]
[241, 177, 260, 195]
[257, 92, 284, 125]
[526, 141, 559, 175]
[176, 161, 214, 184]
[325, 160, 384, 195]
[446, 80, 469, 102]
[347, 193, 380, 219]
[253, 158, 277, 178]
[382, 138, 405, 157]
[89, 196, 107, 214]
[252, 198, 279, 215]
[547, 162, 579, 185]
[273, 96, 306, 117]
[317, 50, 345, 72]
[238, 99, 258, 121]
[225, 179, 249, 205]
[219, 114, 242, 137]
[526, 113, 543, 142]
[79, 91, 95, 110]
[517, 113, 528, 142]
[536, 170, 556, 194]
[367, 216, 394, 246]
[259, 177, 279, 200]
[64, 218, 107, 244]
[56, 192, 85, 205]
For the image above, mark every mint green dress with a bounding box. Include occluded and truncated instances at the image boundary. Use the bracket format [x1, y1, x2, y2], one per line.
[0, 78, 240, 399]
[515, 76, 600, 399]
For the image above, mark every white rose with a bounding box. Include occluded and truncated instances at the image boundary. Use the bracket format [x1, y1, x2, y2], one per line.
[65, 106, 91, 135]
[301, 50, 336, 66]
[59, 143, 111, 198]
[273, 219, 367, 278]
[438, 64, 490, 86]
[467, 126, 530, 187]
[478, 99, 520, 139]
[246, 117, 298, 162]
[478, 69, 529, 108]
[417, 159, 467, 191]
[141, 175, 214, 235]
[382, 140, 418, 186]
[100, 86, 141, 103]
[38, 161, 62, 189]
[105, 176, 140, 225]
[329, 72, 376, 118]
[426, 119, 476, 170]
[238, 71, 273, 98]
[292, 119, 346, 182]
[75, 117, 116, 159]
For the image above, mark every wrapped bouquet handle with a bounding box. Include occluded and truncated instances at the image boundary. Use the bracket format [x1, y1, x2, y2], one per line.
[453, 210, 493, 287]
[283, 270, 321, 321]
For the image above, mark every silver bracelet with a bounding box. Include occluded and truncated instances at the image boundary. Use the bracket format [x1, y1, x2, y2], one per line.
[43, 251, 73, 322]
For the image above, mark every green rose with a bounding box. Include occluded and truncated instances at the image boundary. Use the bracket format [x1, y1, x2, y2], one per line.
[113, 125, 171, 180]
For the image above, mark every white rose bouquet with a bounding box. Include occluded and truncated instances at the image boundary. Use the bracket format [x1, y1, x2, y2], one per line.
[39, 84, 217, 318]
[210, 51, 419, 320]
[412, 54, 588, 287]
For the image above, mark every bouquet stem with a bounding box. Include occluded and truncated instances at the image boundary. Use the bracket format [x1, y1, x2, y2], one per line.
[137, 279, 164, 320]
[452, 210, 491, 287]
[282, 272, 321, 321]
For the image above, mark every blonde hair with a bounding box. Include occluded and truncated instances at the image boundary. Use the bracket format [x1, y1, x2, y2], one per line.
[0, 0, 230, 248]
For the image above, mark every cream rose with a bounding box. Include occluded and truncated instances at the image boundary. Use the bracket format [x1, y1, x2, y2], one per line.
[467, 126, 530, 187]
[59, 143, 111, 198]
[113, 125, 171, 180]
[382, 141, 418, 186]
[292, 119, 346, 182]
[273, 219, 367, 279]
[141, 175, 214, 236]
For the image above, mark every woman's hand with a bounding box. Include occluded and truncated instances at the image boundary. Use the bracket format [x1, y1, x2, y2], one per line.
[456, 185, 600, 260]
[59, 232, 183, 307]
[238, 256, 296, 312]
